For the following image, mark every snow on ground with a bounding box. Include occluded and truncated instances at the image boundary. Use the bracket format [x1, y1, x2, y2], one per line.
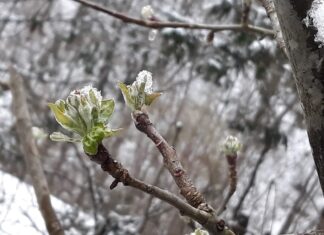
[0, 170, 93, 235]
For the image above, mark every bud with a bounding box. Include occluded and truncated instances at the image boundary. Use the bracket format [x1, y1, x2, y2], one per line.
[49, 85, 120, 155]
[222, 136, 242, 156]
[118, 70, 161, 111]
[190, 228, 209, 235]
[141, 5, 154, 20]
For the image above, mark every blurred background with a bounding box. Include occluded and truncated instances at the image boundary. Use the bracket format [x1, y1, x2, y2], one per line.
[0, 0, 322, 234]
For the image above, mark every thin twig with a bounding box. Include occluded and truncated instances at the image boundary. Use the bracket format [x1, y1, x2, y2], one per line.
[217, 154, 238, 216]
[241, 0, 252, 26]
[258, 0, 288, 56]
[71, 0, 274, 36]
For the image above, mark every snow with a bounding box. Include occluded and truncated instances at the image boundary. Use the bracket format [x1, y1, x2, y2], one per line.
[304, 0, 324, 47]
[0, 170, 94, 235]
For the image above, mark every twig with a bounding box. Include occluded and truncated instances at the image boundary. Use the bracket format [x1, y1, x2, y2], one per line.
[132, 111, 212, 212]
[258, 0, 288, 56]
[9, 67, 64, 235]
[87, 144, 232, 234]
[241, 0, 252, 26]
[71, 0, 274, 36]
[217, 154, 238, 216]
[233, 145, 270, 217]
[138, 120, 183, 233]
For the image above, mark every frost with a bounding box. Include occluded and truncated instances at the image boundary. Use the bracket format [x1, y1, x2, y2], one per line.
[141, 5, 154, 20]
[135, 70, 153, 93]
[304, 0, 324, 47]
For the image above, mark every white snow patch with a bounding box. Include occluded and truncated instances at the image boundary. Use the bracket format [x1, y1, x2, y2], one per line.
[0, 171, 94, 235]
[304, 0, 324, 47]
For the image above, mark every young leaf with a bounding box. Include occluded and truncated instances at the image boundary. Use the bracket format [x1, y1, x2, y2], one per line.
[50, 132, 81, 142]
[145, 92, 162, 106]
[118, 82, 135, 110]
[100, 99, 115, 123]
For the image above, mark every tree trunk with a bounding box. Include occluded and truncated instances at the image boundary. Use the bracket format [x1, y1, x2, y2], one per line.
[273, 1, 324, 192]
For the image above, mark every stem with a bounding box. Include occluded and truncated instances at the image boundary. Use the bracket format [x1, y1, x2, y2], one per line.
[87, 144, 233, 234]
[71, 0, 274, 36]
[132, 111, 211, 211]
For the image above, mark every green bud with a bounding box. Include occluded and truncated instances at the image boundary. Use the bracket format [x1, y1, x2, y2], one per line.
[49, 85, 120, 155]
[222, 136, 242, 156]
[118, 70, 161, 111]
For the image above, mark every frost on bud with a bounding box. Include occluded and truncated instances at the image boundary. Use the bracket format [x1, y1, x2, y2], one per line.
[48, 85, 120, 155]
[141, 5, 154, 20]
[118, 70, 161, 111]
[135, 70, 153, 93]
[222, 136, 242, 156]
[190, 228, 209, 235]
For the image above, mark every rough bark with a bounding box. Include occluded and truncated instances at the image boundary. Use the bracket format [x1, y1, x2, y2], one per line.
[273, 0, 324, 194]
[9, 67, 64, 235]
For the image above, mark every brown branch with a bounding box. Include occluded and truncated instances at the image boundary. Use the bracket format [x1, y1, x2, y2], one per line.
[241, 0, 252, 26]
[87, 144, 233, 234]
[71, 0, 274, 36]
[217, 154, 238, 216]
[132, 110, 211, 211]
[9, 67, 64, 235]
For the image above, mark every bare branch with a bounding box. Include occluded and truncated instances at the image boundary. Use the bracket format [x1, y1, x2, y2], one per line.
[241, 0, 252, 26]
[87, 144, 233, 234]
[71, 0, 274, 36]
[258, 0, 288, 56]
[132, 111, 212, 211]
[217, 154, 238, 216]
[9, 67, 64, 235]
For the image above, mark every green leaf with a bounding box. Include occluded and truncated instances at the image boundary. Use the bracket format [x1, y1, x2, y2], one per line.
[99, 99, 115, 123]
[118, 82, 135, 110]
[104, 128, 122, 138]
[48, 103, 86, 135]
[49, 132, 81, 142]
[82, 125, 106, 155]
[145, 92, 162, 106]
[82, 135, 99, 155]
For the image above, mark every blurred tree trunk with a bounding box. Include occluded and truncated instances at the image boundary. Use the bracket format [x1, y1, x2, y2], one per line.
[10, 68, 64, 235]
[273, 1, 324, 193]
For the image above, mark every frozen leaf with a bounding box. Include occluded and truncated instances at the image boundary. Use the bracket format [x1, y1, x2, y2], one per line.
[99, 99, 115, 123]
[145, 92, 161, 106]
[50, 132, 81, 143]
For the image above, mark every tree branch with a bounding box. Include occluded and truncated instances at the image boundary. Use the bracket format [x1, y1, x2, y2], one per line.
[87, 144, 233, 234]
[217, 154, 238, 216]
[9, 67, 64, 235]
[258, 0, 288, 56]
[71, 0, 274, 36]
[132, 110, 212, 211]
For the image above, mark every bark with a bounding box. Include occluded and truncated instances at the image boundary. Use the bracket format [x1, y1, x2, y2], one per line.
[88, 144, 233, 235]
[9, 67, 64, 235]
[273, 0, 324, 194]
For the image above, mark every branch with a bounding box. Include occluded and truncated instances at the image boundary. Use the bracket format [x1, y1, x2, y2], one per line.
[71, 0, 274, 36]
[258, 0, 288, 56]
[132, 110, 212, 211]
[217, 154, 238, 216]
[241, 0, 252, 26]
[9, 67, 64, 235]
[87, 144, 233, 234]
